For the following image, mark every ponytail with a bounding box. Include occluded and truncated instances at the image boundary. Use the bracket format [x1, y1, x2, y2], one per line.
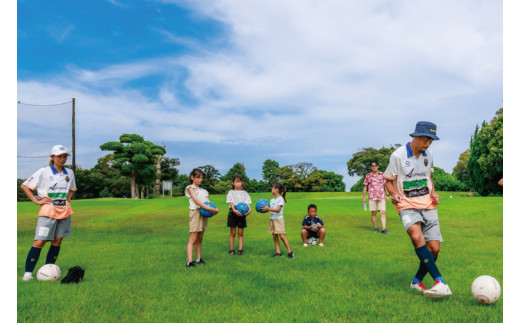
[273, 183, 287, 203]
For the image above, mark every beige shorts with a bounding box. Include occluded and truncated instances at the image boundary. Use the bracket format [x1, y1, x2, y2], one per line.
[369, 199, 386, 212]
[189, 209, 208, 232]
[268, 219, 285, 234]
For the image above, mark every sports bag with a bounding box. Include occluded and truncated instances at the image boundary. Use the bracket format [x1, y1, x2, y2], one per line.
[60, 266, 85, 284]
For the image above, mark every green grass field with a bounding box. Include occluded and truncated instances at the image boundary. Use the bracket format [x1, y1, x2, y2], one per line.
[17, 192, 503, 322]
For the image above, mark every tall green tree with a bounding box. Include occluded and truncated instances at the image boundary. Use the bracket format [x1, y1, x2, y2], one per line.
[431, 167, 468, 192]
[452, 149, 471, 188]
[311, 170, 346, 192]
[221, 162, 250, 184]
[468, 108, 503, 196]
[262, 159, 279, 184]
[346, 145, 401, 177]
[155, 157, 180, 194]
[276, 163, 326, 192]
[100, 134, 166, 199]
[198, 165, 221, 194]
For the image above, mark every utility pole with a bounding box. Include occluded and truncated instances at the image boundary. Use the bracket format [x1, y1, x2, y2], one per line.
[72, 98, 76, 174]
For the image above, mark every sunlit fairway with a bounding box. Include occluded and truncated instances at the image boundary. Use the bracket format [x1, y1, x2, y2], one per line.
[18, 192, 502, 322]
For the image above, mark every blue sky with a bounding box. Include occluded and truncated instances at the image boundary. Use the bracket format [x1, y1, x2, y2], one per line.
[17, 0, 503, 190]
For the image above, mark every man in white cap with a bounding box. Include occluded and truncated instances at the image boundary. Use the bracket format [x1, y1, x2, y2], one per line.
[384, 121, 452, 298]
[20, 145, 77, 281]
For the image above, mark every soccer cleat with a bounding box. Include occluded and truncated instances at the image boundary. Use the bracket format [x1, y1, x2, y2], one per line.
[318, 243, 324, 247]
[423, 280, 452, 299]
[237, 250, 244, 255]
[186, 262, 196, 267]
[381, 229, 391, 235]
[271, 253, 283, 257]
[22, 273, 33, 281]
[196, 259, 205, 265]
[228, 249, 236, 255]
[373, 228, 379, 233]
[410, 281, 427, 292]
[288, 252, 295, 258]
[303, 243, 309, 247]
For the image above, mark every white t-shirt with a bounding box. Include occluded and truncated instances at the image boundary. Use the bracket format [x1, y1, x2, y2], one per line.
[270, 196, 285, 220]
[226, 190, 252, 207]
[184, 184, 209, 210]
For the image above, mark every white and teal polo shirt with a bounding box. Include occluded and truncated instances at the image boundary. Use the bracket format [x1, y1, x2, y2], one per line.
[23, 165, 77, 219]
[383, 142, 435, 212]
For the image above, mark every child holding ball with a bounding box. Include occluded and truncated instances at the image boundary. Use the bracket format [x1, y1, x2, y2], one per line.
[262, 183, 294, 258]
[226, 175, 252, 255]
[185, 168, 219, 267]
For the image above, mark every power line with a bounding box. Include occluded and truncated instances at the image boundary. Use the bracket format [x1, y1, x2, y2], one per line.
[17, 100, 73, 107]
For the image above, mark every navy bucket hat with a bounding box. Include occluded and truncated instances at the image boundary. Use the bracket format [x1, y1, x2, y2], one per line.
[409, 121, 439, 140]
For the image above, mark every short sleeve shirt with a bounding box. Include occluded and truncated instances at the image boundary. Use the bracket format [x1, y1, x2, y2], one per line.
[22, 165, 77, 219]
[363, 171, 386, 200]
[383, 142, 435, 212]
[270, 196, 285, 220]
[185, 184, 209, 210]
[226, 190, 252, 206]
[302, 215, 324, 227]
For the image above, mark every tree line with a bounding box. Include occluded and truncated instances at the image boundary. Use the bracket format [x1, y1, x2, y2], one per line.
[17, 108, 502, 200]
[17, 134, 346, 201]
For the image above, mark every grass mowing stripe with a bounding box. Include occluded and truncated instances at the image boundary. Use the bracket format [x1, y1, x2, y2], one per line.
[18, 192, 502, 321]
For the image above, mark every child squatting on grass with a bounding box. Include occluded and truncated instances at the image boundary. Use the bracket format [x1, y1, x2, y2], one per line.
[262, 183, 294, 258]
[185, 168, 219, 267]
[226, 175, 252, 255]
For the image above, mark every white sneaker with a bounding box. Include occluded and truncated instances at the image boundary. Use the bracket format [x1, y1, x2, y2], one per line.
[318, 243, 324, 247]
[22, 272, 33, 281]
[423, 280, 452, 298]
[303, 243, 309, 247]
[410, 281, 427, 293]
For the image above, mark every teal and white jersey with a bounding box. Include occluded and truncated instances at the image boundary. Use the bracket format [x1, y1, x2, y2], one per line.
[269, 196, 285, 220]
[23, 165, 77, 202]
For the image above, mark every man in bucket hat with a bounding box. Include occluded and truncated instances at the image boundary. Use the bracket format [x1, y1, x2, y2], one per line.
[383, 121, 452, 298]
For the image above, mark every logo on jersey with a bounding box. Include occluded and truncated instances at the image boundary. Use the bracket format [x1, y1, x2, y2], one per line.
[405, 161, 411, 167]
[403, 179, 429, 198]
[65, 176, 70, 183]
[424, 158, 428, 167]
[49, 176, 54, 181]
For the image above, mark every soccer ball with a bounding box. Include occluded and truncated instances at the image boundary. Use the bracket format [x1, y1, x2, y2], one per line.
[306, 237, 317, 245]
[200, 201, 217, 217]
[471, 275, 501, 304]
[235, 202, 249, 216]
[255, 199, 270, 213]
[36, 264, 61, 281]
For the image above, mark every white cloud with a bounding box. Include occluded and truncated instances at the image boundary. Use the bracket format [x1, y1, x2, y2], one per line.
[18, 0, 502, 182]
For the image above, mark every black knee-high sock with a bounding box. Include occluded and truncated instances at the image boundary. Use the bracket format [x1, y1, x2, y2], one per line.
[415, 245, 443, 282]
[46, 245, 61, 264]
[25, 247, 42, 272]
[415, 255, 438, 282]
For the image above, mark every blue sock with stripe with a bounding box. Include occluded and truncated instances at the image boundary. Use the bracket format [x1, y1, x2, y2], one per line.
[415, 245, 444, 283]
[414, 255, 438, 283]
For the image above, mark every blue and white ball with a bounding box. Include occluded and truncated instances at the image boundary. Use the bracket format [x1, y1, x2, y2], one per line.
[255, 199, 270, 213]
[200, 201, 216, 217]
[235, 202, 249, 216]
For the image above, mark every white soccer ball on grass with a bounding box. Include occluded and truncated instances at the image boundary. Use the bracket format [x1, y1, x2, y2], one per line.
[471, 275, 501, 304]
[36, 264, 61, 281]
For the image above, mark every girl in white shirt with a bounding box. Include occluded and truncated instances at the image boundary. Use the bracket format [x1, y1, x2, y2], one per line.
[185, 168, 219, 267]
[262, 183, 294, 258]
[225, 175, 252, 255]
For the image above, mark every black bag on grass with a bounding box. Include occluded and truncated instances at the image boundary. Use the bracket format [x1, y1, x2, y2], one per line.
[60, 266, 85, 284]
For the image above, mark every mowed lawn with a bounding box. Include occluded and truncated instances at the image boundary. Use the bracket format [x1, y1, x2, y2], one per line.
[17, 192, 502, 322]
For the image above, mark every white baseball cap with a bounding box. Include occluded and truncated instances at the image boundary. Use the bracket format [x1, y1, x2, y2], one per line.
[50, 145, 70, 156]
